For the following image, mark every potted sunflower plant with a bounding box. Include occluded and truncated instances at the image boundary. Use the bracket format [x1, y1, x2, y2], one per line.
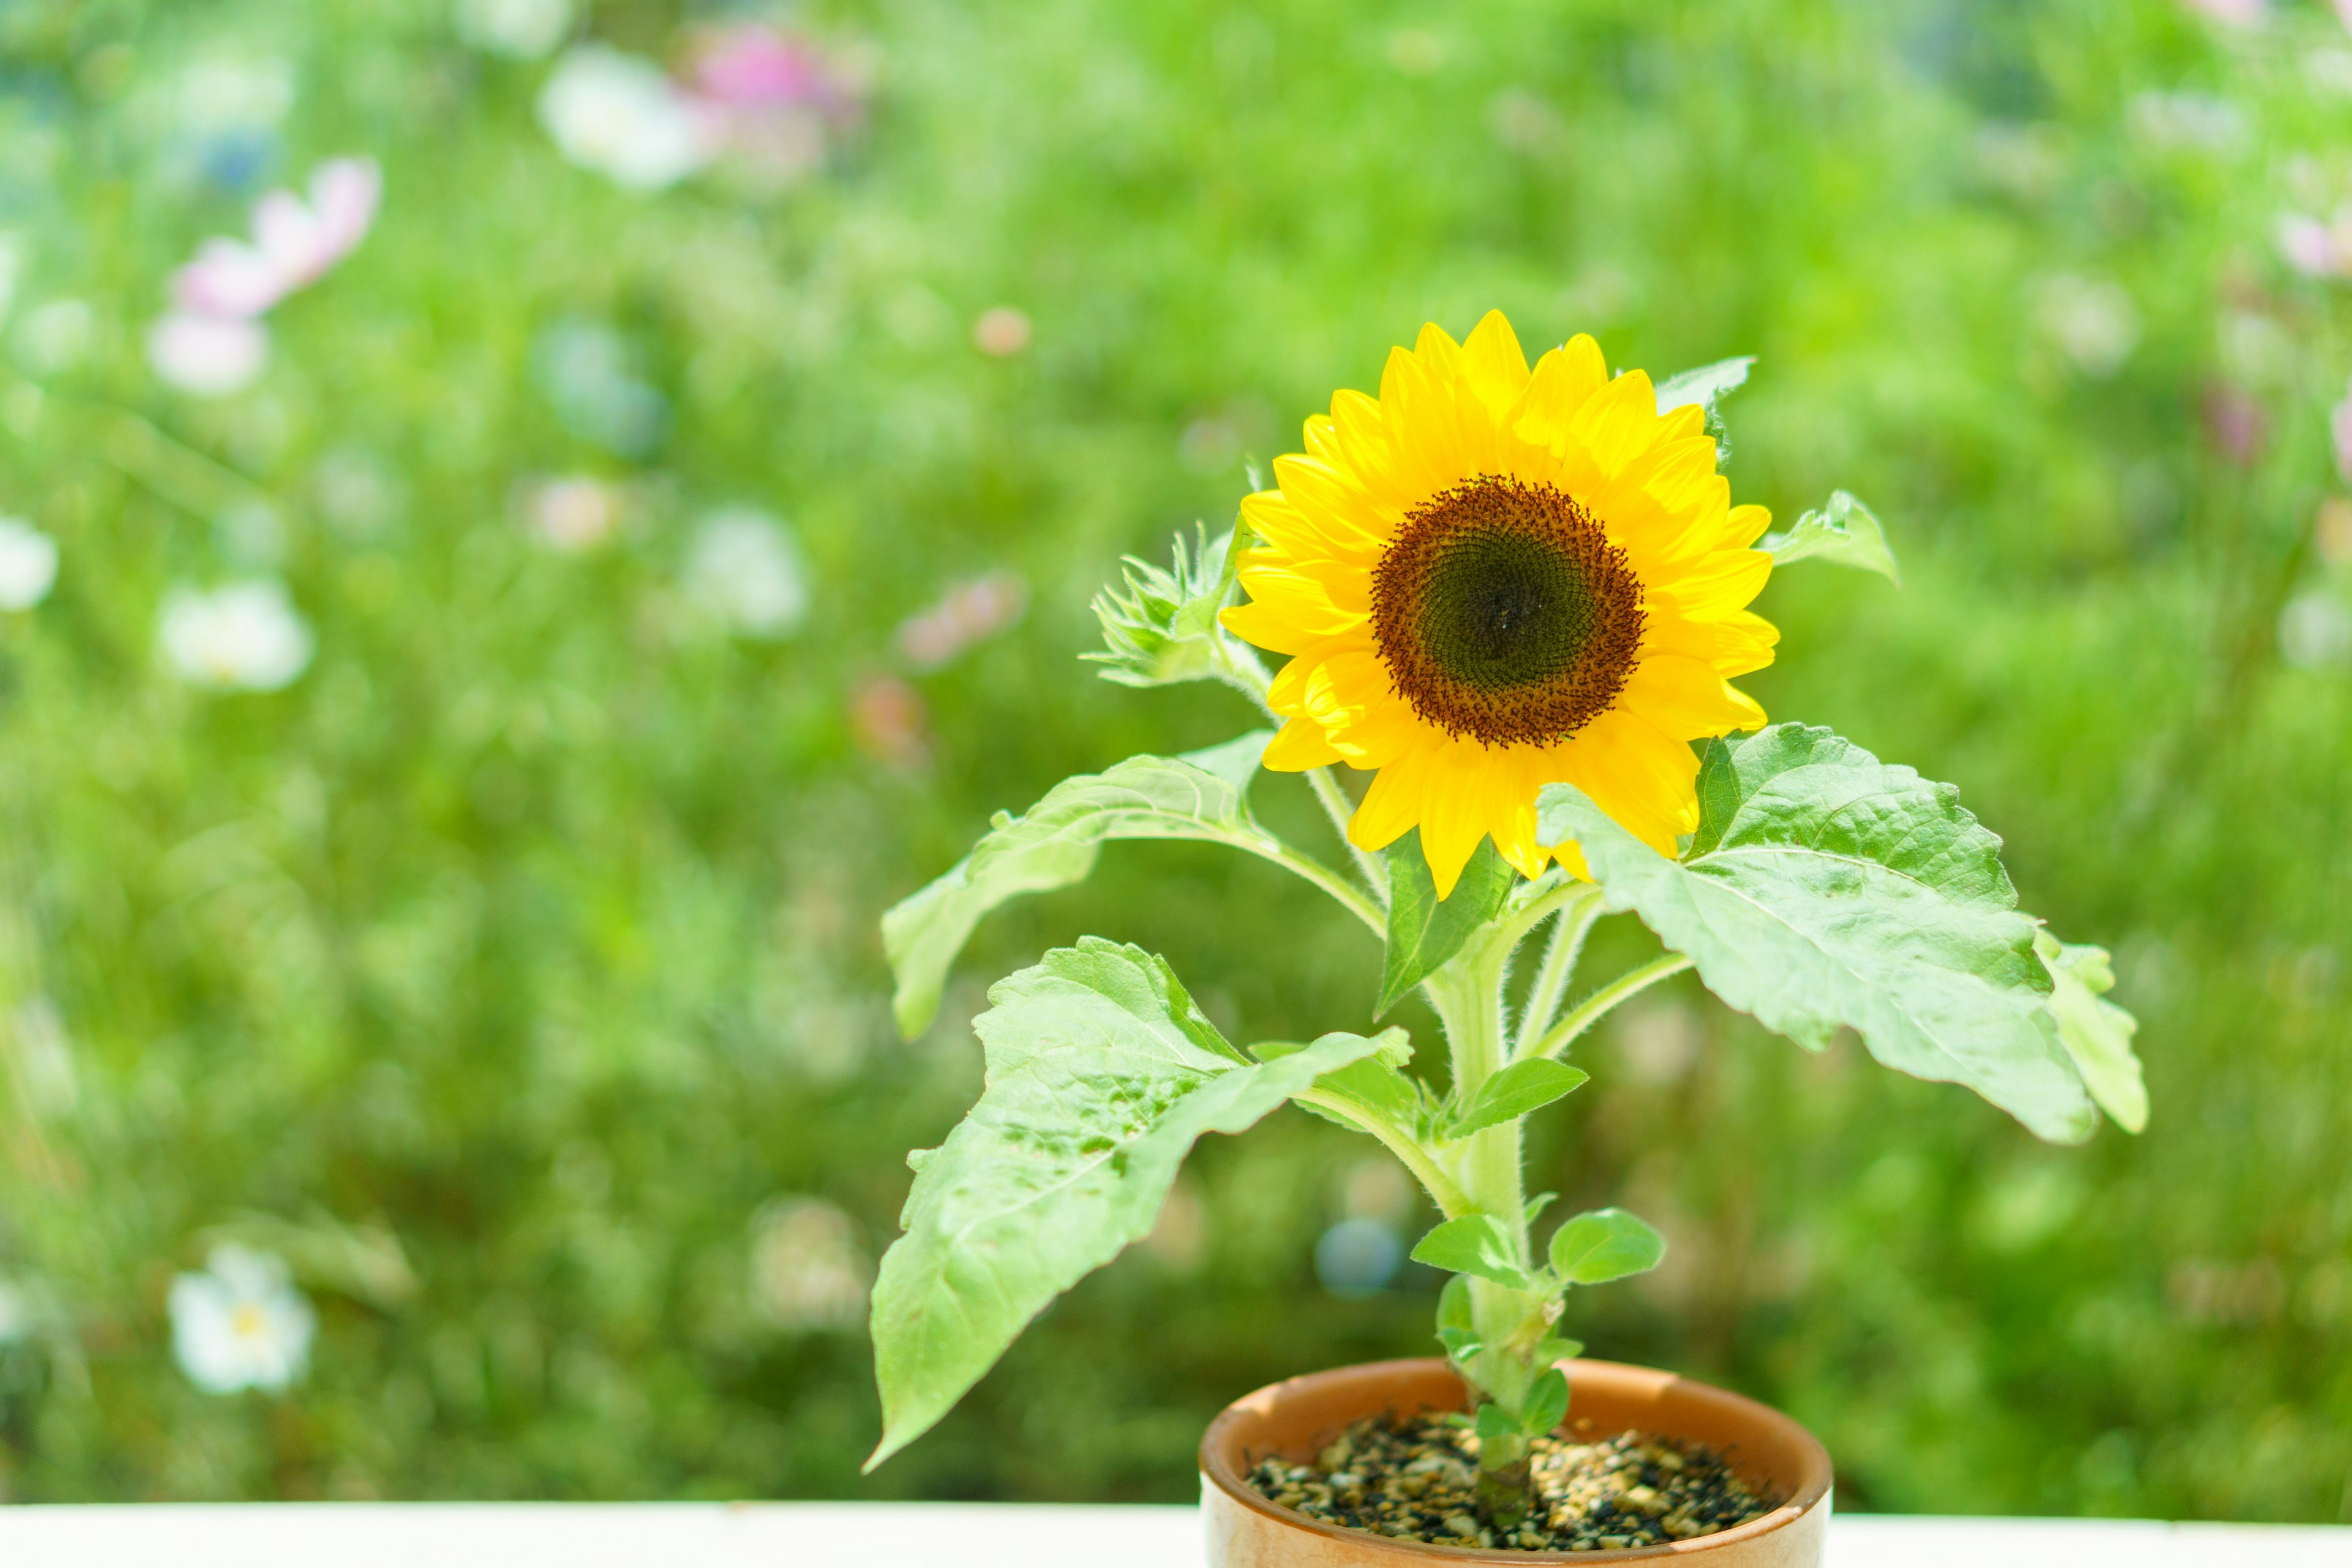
[862, 314, 2144, 1564]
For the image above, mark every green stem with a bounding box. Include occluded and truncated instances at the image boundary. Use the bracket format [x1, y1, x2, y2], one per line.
[1293, 1089, 1469, 1215]
[1523, 953, 1694, 1063]
[1254, 839, 1385, 937]
[1306, 766, 1389, 903]
[1512, 889, 1605, 1058]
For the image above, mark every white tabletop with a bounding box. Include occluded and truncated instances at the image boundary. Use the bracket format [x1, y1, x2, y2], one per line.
[0, 1502, 2340, 1566]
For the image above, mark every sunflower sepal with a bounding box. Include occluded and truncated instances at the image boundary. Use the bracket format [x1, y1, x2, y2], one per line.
[1083, 522, 1262, 690]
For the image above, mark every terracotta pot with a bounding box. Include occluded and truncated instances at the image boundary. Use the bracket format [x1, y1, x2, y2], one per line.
[1199, 1357, 1831, 1566]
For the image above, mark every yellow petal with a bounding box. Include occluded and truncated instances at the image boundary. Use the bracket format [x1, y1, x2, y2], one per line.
[1512, 335, 1609, 451]
[1262, 717, 1344, 771]
[1564, 369, 1662, 481]
[1220, 600, 1324, 655]
[1349, 739, 1438, 853]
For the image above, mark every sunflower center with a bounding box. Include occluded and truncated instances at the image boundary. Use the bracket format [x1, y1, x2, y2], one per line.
[1369, 475, 1645, 747]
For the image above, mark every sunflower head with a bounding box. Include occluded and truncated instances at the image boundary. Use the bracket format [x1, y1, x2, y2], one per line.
[1222, 312, 1779, 897]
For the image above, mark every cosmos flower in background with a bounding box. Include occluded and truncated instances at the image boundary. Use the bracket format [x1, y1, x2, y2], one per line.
[0, 516, 59, 610]
[149, 157, 382, 398]
[2278, 208, 2352, 280]
[685, 23, 867, 186]
[896, 571, 1027, 669]
[537, 45, 714, 190]
[748, 1197, 872, 1333]
[168, 1244, 317, 1395]
[519, 474, 624, 552]
[684, 506, 810, 638]
[157, 581, 315, 692]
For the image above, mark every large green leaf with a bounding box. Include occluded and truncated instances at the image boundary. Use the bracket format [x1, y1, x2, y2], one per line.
[1378, 831, 1517, 1018]
[881, 732, 1272, 1036]
[865, 938, 1385, 1469]
[2038, 932, 2147, 1133]
[1537, 725, 2097, 1142]
[1762, 490, 1901, 584]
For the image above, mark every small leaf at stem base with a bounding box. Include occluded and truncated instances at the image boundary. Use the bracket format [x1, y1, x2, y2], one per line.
[1548, 1207, 1667, 1285]
[1520, 1368, 1569, 1435]
[1412, 1215, 1534, 1290]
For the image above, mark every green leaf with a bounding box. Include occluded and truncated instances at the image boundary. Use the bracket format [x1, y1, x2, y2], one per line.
[1762, 490, 1901, 584]
[1436, 1326, 1485, 1363]
[881, 733, 1272, 1036]
[1539, 726, 2096, 1142]
[1547, 1207, 1667, 1284]
[1475, 1402, 1519, 1443]
[1083, 523, 1246, 687]
[1378, 830, 1518, 1018]
[1523, 1191, 1558, 1227]
[2038, 932, 2147, 1133]
[1520, 1367, 1570, 1434]
[1409, 1214, 1533, 1289]
[1437, 1273, 1476, 1333]
[1653, 355, 1755, 464]
[1529, 1335, 1584, 1367]
[866, 939, 1387, 1469]
[1446, 1059, 1591, 1138]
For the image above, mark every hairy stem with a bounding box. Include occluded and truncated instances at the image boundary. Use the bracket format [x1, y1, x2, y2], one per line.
[1305, 766, 1390, 903]
[1525, 952, 1695, 1062]
[1512, 889, 1605, 1059]
[1294, 1089, 1470, 1216]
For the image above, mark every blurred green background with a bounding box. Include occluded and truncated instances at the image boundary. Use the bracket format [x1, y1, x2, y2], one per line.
[0, 0, 2348, 1521]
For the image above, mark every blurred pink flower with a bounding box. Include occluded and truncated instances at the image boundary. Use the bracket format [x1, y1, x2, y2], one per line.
[147, 312, 268, 395]
[897, 571, 1027, 670]
[690, 24, 850, 114]
[2278, 209, 2352, 279]
[2337, 0, 2352, 28]
[684, 24, 863, 184]
[2181, 0, 2266, 22]
[850, 674, 930, 768]
[173, 158, 381, 318]
[2331, 378, 2352, 486]
[2201, 380, 2266, 469]
[521, 474, 623, 552]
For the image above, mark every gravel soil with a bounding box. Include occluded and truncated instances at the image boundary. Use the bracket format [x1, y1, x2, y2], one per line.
[1244, 1410, 1776, 1553]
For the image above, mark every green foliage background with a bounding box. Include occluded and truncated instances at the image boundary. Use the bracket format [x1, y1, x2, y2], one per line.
[0, 0, 2348, 1520]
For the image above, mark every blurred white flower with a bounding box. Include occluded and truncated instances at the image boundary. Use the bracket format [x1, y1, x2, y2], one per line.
[2125, 91, 2247, 155]
[2033, 274, 2139, 378]
[749, 1197, 870, 1332]
[169, 1244, 316, 1394]
[158, 581, 314, 691]
[173, 158, 382, 320]
[175, 58, 295, 135]
[897, 570, 1027, 669]
[2277, 209, 2352, 279]
[0, 516, 58, 609]
[521, 474, 622, 552]
[2180, 0, 2265, 22]
[454, 0, 574, 59]
[537, 45, 713, 191]
[147, 312, 268, 396]
[685, 506, 809, 638]
[0, 1279, 27, 1344]
[2281, 591, 2352, 669]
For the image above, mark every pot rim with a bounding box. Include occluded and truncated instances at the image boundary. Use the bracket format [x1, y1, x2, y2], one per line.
[1198, 1356, 1833, 1563]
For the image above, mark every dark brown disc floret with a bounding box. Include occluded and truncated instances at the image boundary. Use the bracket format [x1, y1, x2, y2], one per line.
[1369, 475, 1646, 747]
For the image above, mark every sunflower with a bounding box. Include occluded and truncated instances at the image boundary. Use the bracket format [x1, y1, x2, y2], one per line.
[1222, 312, 1778, 898]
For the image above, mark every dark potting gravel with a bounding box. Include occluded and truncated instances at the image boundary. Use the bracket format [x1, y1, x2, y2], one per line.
[1243, 1411, 1776, 1553]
